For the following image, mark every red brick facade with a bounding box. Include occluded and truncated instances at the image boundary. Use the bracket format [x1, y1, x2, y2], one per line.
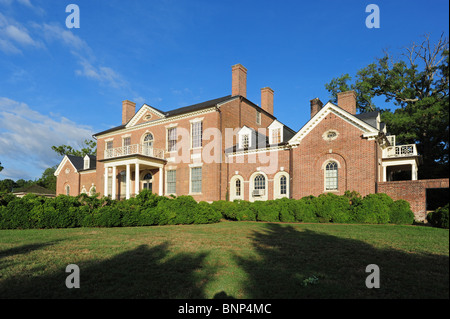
[55, 63, 446, 221]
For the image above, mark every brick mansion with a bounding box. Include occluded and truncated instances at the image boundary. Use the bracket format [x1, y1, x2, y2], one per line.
[55, 64, 449, 221]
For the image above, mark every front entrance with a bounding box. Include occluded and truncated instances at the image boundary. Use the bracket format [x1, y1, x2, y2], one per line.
[142, 173, 153, 192]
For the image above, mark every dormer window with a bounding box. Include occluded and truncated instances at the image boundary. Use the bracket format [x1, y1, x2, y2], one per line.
[272, 128, 281, 144]
[268, 120, 284, 145]
[83, 155, 90, 170]
[237, 126, 253, 149]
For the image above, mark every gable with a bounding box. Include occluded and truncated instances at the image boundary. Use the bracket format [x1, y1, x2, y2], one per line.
[126, 104, 166, 127]
[288, 102, 379, 146]
[54, 155, 77, 176]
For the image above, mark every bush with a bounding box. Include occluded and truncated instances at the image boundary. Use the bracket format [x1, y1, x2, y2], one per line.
[294, 197, 319, 223]
[389, 200, 415, 225]
[313, 193, 352, 223]
[353, 193, 393, 224]
[427, 204, 449, 229]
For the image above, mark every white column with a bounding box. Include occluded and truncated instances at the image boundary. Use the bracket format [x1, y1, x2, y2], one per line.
[104, 166, 108, 196]
[159, 167, 163, 195]
[126, 164, 131, 199]
[112, 166, 117, 200]
[382, 165, 387, 182]
[412, 162, 418, 180]
[135, 162, 140, 196]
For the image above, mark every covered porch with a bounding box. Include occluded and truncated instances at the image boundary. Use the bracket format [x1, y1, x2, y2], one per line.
[101, 156, 166, 200]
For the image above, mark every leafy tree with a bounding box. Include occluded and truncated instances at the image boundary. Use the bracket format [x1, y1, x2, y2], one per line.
[0, 161, 3, 172]
[52, 139, 97, 157]
[36, 166, 57, 191]
[325, 33, 449, 179]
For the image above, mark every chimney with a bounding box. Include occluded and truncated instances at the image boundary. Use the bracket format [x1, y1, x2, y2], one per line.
[337, 91, 357, 114]
[231, 64, 247, 97]
[310, 98, 323, 118]
[122, 100, 136, 124]
[261, 87, 274, 115]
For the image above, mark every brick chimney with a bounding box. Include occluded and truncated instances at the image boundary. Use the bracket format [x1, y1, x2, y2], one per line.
[231, 64, 247, 97]
[310, 98, 323, 118]
[337, 91, 357, 114]
[122, 100, 136, 124]
[261, 87, 274, 115]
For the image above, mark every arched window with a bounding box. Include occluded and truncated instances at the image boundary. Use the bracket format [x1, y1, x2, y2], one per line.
[325, 161, 338, 190]
[235, 179, 241, 196]
[254, 174, 265, 190]
[143, 133, 154, 156]
[65, 185, 70, 196]
[280, 175, 287, 195]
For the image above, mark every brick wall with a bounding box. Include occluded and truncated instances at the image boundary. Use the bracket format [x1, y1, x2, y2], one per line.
[378, 178, 449, 221]
[292, 111, 379, 198]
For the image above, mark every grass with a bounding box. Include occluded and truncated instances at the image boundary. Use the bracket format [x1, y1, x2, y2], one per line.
[0, 222, 448, 299]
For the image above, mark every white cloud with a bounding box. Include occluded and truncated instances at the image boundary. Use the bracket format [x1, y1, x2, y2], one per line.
[0, 97, 94, 180]
[0, 12, 43, 54]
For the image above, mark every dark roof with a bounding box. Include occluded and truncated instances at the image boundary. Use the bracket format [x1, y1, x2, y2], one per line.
[354, 111, 380, 129]
[93, 95, 235, 137]
[67, 154, 96, 172]
[165, 95, 232, 117]
[13, 184, 56, 195]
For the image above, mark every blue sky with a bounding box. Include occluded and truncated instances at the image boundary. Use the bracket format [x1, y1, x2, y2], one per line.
[0, 0, 448, 181]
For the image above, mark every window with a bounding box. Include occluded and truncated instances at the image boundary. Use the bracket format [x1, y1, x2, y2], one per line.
[256, 111, 261, 125]
[254, 174, 265, 190]
[167, 170, 176, 194]
[167, 127, 177, 152]
[123, 137, 131, 155]
[325, 162, 338, 190]
[143, 133, 154, 156]
[235, 179, 241, 196]
[191, 167, 202, 193]
[192, 121, 203, 148]
[65, 185, 70, 196]
[84, 157, 89, 170]
[89, 185, 96, 196]
[105, 141, 113, 158]
[242, 134, 249, 148]
[106, 141, 113, 150]
[272, 128, 281, 144]
[280, 175, 287, 195]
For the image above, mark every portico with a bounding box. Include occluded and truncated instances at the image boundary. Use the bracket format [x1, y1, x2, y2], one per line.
[101, 156, 165, 200]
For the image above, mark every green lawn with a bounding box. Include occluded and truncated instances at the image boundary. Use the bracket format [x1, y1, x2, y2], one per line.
[0, 222, 448, 299]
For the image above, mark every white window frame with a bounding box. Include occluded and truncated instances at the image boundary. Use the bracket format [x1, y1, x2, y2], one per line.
[191, 120, 203, 149]
[229, 175, 244, 201]
[274, 171, 290, 199]
[167, 127, 177, 152]
[249, 171, 268, 202]
[323, 160, 339, 191]
[189, 164, 202, 194]
[166, 169, 177, 195]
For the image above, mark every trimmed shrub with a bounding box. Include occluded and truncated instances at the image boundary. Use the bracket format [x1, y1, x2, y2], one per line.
[353, 193, 393, 224]
[313, 193, 352, 223]
[427, 204, 449, 229]
[294, 196, 318, 223]
[389, 200, 415, 225]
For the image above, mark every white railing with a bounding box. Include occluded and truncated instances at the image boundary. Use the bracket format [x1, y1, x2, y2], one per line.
[104, 144, 165, 160]
[383, 144, 417, 158]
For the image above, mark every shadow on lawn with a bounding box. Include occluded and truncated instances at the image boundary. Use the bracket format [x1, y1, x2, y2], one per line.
[234, 223, 449, 299]
[1, 224, 448, 299]
[0, 242, 213, 299]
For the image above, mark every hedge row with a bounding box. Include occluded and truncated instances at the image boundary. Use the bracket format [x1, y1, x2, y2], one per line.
[0, 190, 416, 230]
[212, 192, 415, 225]
[0, 191, 221, 229]
[427, 204, 449, 229]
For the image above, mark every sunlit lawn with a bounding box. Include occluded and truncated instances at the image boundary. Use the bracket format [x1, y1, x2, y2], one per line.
[0, 222, 448, 299]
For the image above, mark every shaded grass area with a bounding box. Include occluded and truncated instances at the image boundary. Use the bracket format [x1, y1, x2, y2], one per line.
[0, 222, 448, 298]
